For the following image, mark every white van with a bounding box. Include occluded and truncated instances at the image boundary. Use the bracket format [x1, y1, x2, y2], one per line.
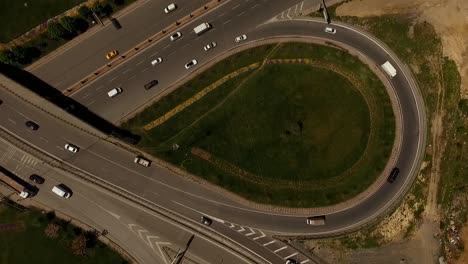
[52, 185, 71, 198]
[107, 87, 123, 98]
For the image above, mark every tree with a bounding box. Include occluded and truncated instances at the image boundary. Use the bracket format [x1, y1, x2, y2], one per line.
[77, 5, 92, 20]
[92, 1, 104, 15]
[0, 49, 15, 64]
[60, 16, 77, 35]
[11, 46, 27, 64]
[113, 0, 125, 5]
[47, 21, 67, 39]
[70, 235, 87, 256]
[44, 223, 61, 238]
[73, 17, 89, 33]
[101, 3, 114, 17]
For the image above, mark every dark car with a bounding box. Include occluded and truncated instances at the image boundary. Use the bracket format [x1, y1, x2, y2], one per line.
[200, 216, 212, 226]
[144, 80, 158, 90]
[387, 167, 400, 183]
[29, 174, 45, 184]
[25, 120, 39, 130]
[286, 259, 300, 264]
[111, 18, 122, 29]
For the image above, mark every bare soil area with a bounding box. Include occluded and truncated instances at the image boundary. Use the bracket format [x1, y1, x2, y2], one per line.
[336, 0, 468, 97]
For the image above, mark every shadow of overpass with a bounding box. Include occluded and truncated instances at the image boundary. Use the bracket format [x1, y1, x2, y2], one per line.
[0, 63, 140, 144]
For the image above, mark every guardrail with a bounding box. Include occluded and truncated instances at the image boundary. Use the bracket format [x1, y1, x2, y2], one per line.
[0, 126, 268, 264]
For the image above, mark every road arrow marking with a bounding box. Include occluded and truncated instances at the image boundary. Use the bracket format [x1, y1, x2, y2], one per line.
[237, 226, 245, 232]
[245, 228, 256, 236]
[252, 230, 266, 240]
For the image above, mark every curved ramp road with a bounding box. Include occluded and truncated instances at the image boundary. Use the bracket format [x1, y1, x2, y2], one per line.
[1, 0, 426, 263]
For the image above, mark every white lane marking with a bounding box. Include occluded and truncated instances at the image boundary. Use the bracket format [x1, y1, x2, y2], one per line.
[232, 4, 240, 9]
[141, 67, 149, 73]
[172, 200, 225, 223]
[286, 8, 292, 20]
[284, 252, 298, 259]
[218, 12, 226, 17]
[109, 76, 117, 82]
[136, 60, 145, 66]
[223, 19, 231, 25]
[263, 240, 276, 246]
[251, 3, 259, 9]
[96, 85, 104, 91]
[86, 100, 95, 106]
[301, 259, 310, 263]
[236, 226, 245, 232]
[82, 93, 91, 99]
[8, 118, 16, 124]
[122, 69, 132, 74]
[245, 228, 255, 236]
[162, 44, 170, 50]
[252, 230, 266, 240]
[56, 145, 64, 151]
[39, 137, 48, 143]
[273, 246, 287, 253]
[237, 11, 246, 16]
[150, 51, 159, 57]
[127, 75, 136, 81]
[299, 1, 304, 12]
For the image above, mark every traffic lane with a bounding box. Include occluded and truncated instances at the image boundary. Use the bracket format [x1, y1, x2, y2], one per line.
[0, 93, 103, 163]
[70, 0, 305, 121]
[29, 0, 212, 91]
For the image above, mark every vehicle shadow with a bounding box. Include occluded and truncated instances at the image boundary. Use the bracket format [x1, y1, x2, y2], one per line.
[0, 63, 140, 144]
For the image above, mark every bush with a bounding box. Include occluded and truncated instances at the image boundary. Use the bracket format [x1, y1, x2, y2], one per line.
[92, 1, 105, 15]
[458, 99, 468, 114]
[44, 223, 61, 238]
[78, 5, 92, 20]
[47, 21, 68, 40]
[0, 49, 15, 65]
[113, 0, 125, 5]
[60, 16, 78, 36]
[70, 235, 88, 256]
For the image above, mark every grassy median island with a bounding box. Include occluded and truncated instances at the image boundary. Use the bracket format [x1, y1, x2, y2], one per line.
[122, 43, 395, 207]
[0, 204, 127, 264]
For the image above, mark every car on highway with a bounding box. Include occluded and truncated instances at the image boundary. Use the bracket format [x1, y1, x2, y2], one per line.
[170, 31, 182, 41]
[324, 27, 336, 34]
[286, 259, 300, 264]
[106, 50, 119, 60]
[306, 215, 326, 226]
[144, 80, 158, 90]
[235, 34, 247, 43]
[134, 156, 151, 167]
[164, 3, 177, 13]
[111, 18, 122, 29]
[29, 174, 45, 184]
[64, 143, 79, 153]
[151, 57, 163, 66]
[25, 120, 39, 130]
[52, 184, 72, 198]
[200, 216, 212, 226]
[387, 167, 400, 183]
[184, 59, 198, 69]
[203, 42, 217, 51]
[108, 87, 123, 98]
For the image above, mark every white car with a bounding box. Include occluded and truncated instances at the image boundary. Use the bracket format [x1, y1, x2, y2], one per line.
[204, 42, 217, 51]
[170, 31, 182, 41]
[151, 57, 162, 66]
[64, 143, 79, 153]
[185, 59, 198, 69]
[235, 34, 247, 43]
[324, 27, 336, 34]
[134, 156, 151, 167]
[164, 3, 177, 14]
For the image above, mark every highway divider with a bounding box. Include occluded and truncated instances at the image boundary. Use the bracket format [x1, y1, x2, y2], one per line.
[64, 0, 228, 96]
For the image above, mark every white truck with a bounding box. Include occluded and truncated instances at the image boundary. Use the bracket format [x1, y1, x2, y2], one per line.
[0, 169, 34, 198]
[381, 61, 397, 78]
[193, 22, 211, 35]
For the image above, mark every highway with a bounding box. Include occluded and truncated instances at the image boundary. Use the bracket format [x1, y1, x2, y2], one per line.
[2, 0, 426, 263]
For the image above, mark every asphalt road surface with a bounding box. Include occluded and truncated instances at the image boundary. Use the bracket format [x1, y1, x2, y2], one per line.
[2, 0, 426, 263]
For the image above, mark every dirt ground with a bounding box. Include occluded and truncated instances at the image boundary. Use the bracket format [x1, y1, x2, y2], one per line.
[335, 0, 468, 97]
[317, 1, 468, 263]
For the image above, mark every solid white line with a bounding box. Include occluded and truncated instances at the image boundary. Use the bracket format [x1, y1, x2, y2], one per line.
[284, 252, 298, 259]
[172, 200, 225, 223]
[237, 11, 246, 16]
[39, 137, 48, 143]
[301, 259, 310, 263]
[223, 19, 231, 25]
[232, 4, 240, 9]
[8, 118, 16, 124]
[273, 246, 287, 253]
[263, 240, 276, 246]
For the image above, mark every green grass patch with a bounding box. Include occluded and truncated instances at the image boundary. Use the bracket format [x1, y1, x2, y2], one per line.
[0, 204, 127, 264]
[123, 42, 395, 207]
[0, 0, 86, 43]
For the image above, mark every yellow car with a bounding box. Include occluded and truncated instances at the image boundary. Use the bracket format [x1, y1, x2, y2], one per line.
[106, 50, 119, 60]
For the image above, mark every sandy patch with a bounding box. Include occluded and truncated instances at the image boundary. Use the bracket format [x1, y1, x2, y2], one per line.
[335, 0, 468, 97]
[454, 227, 468, 264]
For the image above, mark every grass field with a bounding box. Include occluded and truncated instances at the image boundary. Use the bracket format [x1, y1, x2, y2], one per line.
[123, 43, 395, 207]
[0, 0, 86, 43]
[0, 205, 126, 264]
